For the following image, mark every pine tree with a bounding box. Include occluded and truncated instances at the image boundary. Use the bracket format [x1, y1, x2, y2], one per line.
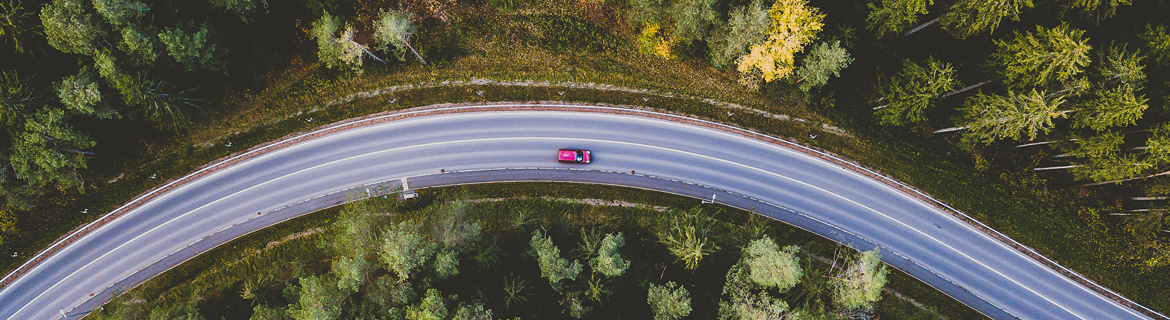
[91, 0, 148, 26]
[866, 0, 932, 39]
[961, 89, 1068, 145]
[941, 0, 1033, 39]
[0, 0, 42, 55]
[9, 107, 95, 193]
[992, 24, 1092, 89]
[159, 20, 227, 73]
[40, 0, 105, 55]
[875, 58, 959, 125]
[1141, 24, 1170, 66]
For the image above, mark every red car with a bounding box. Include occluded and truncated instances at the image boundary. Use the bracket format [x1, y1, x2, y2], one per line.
[558, 149, 591, 164]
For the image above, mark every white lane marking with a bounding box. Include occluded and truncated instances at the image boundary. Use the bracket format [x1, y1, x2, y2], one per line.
[13, 139, 1084, 319]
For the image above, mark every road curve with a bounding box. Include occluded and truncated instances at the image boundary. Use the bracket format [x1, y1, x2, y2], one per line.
[0, 106, 1158, 319]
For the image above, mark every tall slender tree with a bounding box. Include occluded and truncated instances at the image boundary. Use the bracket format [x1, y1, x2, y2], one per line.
[667, 0, 718, 42]
[709, 0, 770, 69]
[865, 0, 932, 39]
[875, 58, 959, 126]
[40, 0, 105, 55]
[941, 0, 1033, 39]
[373, 9, 426, 65]
[992, 23, 1092, 89]
[960, 89, 1069, 145]
[0, 0, 41, 55]
[793, 41, 852, 92]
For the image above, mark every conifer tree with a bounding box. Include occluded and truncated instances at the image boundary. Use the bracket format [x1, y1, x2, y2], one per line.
[961, 89, 1068, 145]
[667, 0, 718, 42]
[992, 24, 1092, 89]
[793, 41, 852, 92]
[941, 0, 1033, 39]
[866, 0, 932, 39]
[709, 0, 770, 69]
[876, 58, 958, 125]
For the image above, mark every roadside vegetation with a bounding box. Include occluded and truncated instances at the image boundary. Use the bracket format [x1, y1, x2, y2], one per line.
[88, 184, 978, 319]
[0, 0, 1166, 316]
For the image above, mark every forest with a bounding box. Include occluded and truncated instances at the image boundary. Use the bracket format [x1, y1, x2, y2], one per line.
[0, 0, 1169, 318]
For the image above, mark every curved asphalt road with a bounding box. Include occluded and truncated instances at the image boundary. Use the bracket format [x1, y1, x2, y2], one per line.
[0, 109, 1157, 319]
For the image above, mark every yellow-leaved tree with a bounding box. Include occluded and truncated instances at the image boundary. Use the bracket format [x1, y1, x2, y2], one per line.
[736, 0, 824, 84]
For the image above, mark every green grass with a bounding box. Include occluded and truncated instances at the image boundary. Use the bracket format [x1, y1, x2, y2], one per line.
[93, 183, 983, 319]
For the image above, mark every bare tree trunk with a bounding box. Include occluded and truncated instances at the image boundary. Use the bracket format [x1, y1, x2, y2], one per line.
[1016, 139, 1076, 148]
[902, 17, 940, 37]
[363, 48, 390, 66]
[932, 126, 968, 134]
[1034, 165, 1077, 171]
[1082, 170, 1170, 186]
[942, 80, 992, 98]
[873, 105, 887, 110]
[405, 41, 428, 65]
[1132, 197, 1170, 200]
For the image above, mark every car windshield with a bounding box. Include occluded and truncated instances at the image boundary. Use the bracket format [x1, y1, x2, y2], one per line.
[576, 151, 583, 161]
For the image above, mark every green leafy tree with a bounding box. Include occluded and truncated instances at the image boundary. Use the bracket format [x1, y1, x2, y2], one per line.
[1141, 24, 1170, 66]
[249, 305, 286, 320]
[0, 70, 36, 127]
[530, 230, 583, 287]
[656, 208, 718, 270]
[0, 0, 41, 55]
[116, 76, 198, 130]
[432, 249, 460, 279]
[9, 107, 95, 192]
[941, 0, 1033, 39]
[311, 12, 366, 71]
[992, 24, 1092, 89]
[709, 0, 770, 69]
[737, 0, 825, 83]
[210, 0, 263, 19]
[406, 289, 448, 320]
[590, 232, 630, 277]
[647, 281, 691, 320]
[452, 303, 492, 320]
[40, 0, 104, 55]
[430, 202, 481, 250]
[793, 41, 852, 92]
[0, 206, 16, 245]
[961, 89, 1068, 145]
[718, 263, 790, 320]
[55, 69, 116, 118]
[159, 20, 227, 73]
[875, 58, 959, 125]
[330, 255, 367, 293]
[119, 25, 157, 67]
[744, 237, 802, 290]
[667, 0, 718, 42]
[289, 275, 342, 320]
[91, 0, 147, 26]
[379, 220, 437, 281]
[1065, 131, 1151, 182]
[832, 249, 889, 310]
[866, 0, 932, 38]
[373, 9, 426, 65]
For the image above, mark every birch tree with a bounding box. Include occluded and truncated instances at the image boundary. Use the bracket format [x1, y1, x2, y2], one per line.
[876, 58, 959, 125]
[832, 249, 889, 310]
[311, 12, 367, 71]
[648, 282, 691, 320]
[941, 0, 1033, 39]
[743, 237, 801, 291]
[159, 20, 227, 73]
[373, 9, 426, 65]
[530, 230, 582, 288]
[590, 233, 630, 277]
[992, 24, 1092, 89]
[866, 0, 932, 39]
[737, 0, 824, 83]
[960, 89, 1068, 145]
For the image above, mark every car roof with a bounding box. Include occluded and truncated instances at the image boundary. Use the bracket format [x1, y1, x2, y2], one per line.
[558, 149, 577, 160]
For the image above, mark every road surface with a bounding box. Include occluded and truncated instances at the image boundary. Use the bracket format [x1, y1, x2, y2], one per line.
[0, 107, 1157, 319]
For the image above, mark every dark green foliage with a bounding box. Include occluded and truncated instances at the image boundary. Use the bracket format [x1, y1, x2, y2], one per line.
[9, 107, 95, 193]
[159, 20, 227, 73]
[288, 275, 343, 320]
[794, 41, 853, 92]
[991, 23, 1092, 89]
[866, 0, 933, 38]
[91, 0, 148, 26]
[961, 89, 1068, 145]
[0, 0, 41, 55]
[647, 281, 691, 320]
[1141, 24, 1170, 66]
[941, 0, 1033, 39]
[875, 58, 958, 125]
[119, 25, 158, 67]
[530, 230, 583, 287]
[40, 0, 103, 55]
[667, 0, 718, 42]
[709, 0, 770, 69]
